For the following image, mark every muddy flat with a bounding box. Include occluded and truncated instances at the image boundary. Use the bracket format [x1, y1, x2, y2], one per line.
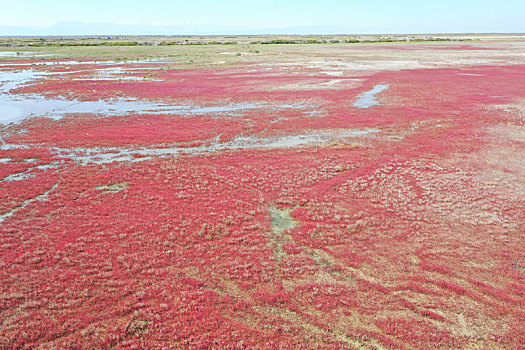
[1, 34, 525, 349]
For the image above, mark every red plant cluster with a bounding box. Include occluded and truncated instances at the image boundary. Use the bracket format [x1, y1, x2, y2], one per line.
[1, 52, 524, 349]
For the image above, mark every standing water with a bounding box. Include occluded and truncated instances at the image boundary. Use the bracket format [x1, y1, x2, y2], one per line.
[353, 84, 389, 108]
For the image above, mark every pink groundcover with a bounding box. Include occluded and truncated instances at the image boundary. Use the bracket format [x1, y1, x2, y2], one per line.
[1, 52, 524, 349]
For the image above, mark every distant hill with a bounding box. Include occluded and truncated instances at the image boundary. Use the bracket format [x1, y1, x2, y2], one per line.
[0, 22, 367, 36]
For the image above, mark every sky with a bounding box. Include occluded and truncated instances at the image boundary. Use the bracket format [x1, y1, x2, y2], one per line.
[0, 0, 524, 35]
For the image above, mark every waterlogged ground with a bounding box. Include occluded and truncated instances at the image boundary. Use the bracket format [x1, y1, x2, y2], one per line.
[1, 36, 525, 349]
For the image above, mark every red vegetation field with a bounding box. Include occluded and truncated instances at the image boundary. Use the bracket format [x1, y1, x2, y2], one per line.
[1, 41, 525, 349]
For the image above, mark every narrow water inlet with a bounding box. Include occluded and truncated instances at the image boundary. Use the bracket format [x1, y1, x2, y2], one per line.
[353, 84, 389, 108]
[38, 128, 379, 165]
[0, 67, 312, 124]
[0, 51, 57, 58]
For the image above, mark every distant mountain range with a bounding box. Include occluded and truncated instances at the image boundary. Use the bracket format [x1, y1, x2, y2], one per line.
[0, 22, 377, 36]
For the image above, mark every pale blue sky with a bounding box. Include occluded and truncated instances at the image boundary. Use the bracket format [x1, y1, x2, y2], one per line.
[0, 0, 524, 34]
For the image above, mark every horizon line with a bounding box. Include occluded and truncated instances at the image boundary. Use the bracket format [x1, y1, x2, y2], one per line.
[1, 32, 524, 37]
[1, 22, 523, 37]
